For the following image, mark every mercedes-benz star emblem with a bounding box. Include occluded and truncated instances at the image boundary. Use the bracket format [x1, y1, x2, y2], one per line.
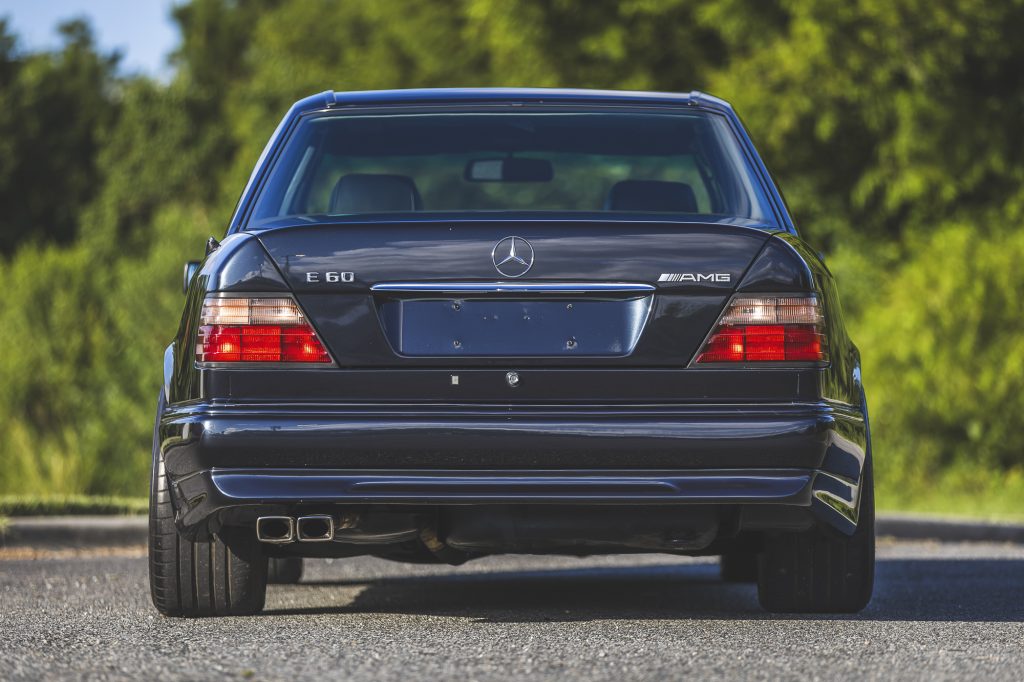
[491, 236, 535, 278]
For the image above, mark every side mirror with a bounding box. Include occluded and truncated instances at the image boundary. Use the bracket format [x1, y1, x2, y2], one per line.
[464, 157, 554, 182]
[183, 261, 201, 294]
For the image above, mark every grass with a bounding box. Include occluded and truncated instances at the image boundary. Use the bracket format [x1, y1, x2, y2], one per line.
[877, 465, 1024, 523]
[0, 494, 148, 517]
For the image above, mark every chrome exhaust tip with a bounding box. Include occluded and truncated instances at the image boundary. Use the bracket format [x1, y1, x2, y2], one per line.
[256, 516, 295, 544]
[296, 515, 335, 542]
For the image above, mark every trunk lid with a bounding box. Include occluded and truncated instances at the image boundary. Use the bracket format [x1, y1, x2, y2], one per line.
[256, 220, 771, 367]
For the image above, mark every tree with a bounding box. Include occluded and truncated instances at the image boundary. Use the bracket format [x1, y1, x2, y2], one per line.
[0, 19, 120, 251]
[705, 0, 1024, 248]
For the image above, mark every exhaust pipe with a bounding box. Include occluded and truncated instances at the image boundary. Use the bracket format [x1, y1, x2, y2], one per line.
[296, 515, 335, 542]
[256, 516, 295, 544]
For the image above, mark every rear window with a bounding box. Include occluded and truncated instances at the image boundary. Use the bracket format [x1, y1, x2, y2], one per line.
[248, 110, 778, 226]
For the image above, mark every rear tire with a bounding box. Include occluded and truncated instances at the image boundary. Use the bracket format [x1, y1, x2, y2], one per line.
[267, 557, 303, 584]
[720, 551, 759, 583]
[756, 457, 875, 613]
[148, 392, 268, 617]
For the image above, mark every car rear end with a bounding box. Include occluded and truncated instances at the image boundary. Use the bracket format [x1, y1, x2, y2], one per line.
[150, 89, 872, 617]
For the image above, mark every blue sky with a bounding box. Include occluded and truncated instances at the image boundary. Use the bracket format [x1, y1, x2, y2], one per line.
[1, 0, 179, 77]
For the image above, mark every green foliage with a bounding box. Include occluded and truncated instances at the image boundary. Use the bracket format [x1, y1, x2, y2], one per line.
[876, 465, 1024, 522]
[0, 0, 1023, 516]
[0, 19, 120, 251]
[708, 0, 1024, 248]
[80, 81, 224, 250]
[858, 224, 1024, 475]
[0, 206, 216, 494]
[0, 494, 147, 517]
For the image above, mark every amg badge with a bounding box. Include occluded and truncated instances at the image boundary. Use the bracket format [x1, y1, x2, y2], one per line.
[658, 273, 732, 283]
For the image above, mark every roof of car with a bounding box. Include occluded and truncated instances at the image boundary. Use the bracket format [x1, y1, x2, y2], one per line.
[290, 88, 732, 114]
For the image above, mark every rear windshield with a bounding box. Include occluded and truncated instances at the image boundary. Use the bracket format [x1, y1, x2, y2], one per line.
[248, 110, 778, 226]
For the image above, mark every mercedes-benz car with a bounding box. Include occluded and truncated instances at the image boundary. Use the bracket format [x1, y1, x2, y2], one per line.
[150, 88, 873, 617]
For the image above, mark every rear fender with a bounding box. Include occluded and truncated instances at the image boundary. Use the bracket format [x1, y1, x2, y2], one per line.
[738, 233, 863, 409]
[737, 233, 871, 521]
[169, 234, 291, 403]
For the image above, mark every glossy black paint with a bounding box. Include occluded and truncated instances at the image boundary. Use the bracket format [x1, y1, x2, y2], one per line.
[160, 402, 851, 474]
[158, 88, 869, 553]
[259, 222, 765, 290]
[256, 220, 769, 366]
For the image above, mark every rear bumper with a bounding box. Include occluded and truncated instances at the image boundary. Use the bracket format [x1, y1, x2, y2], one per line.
[159, 400, 867, 537]
[175, 466, 862, 537]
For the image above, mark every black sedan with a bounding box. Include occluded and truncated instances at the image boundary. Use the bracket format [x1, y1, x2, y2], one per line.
[151, 88, 873, 617]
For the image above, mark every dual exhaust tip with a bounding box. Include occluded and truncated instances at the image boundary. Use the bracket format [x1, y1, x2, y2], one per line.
[257, 515, 335, 544]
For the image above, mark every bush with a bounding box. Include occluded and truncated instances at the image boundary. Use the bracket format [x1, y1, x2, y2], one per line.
[0, 205, 215, 496]
[854, 224, 1024, 495]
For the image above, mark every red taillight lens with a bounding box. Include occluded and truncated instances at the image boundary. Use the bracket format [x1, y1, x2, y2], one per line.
[695, 296, 827, 364]
[196, 297, 331, 364]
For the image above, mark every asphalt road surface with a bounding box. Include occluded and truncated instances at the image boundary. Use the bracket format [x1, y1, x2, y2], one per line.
[2, 539, 1023, 681]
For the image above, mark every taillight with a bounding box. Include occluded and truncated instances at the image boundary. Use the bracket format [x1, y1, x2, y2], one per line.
[196, 296, 331, 364]
[694, 296, 827, 364]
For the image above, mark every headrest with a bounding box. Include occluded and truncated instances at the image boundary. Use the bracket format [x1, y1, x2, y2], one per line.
[330, 174, 423, 213]
[604, 180, 698, 213]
